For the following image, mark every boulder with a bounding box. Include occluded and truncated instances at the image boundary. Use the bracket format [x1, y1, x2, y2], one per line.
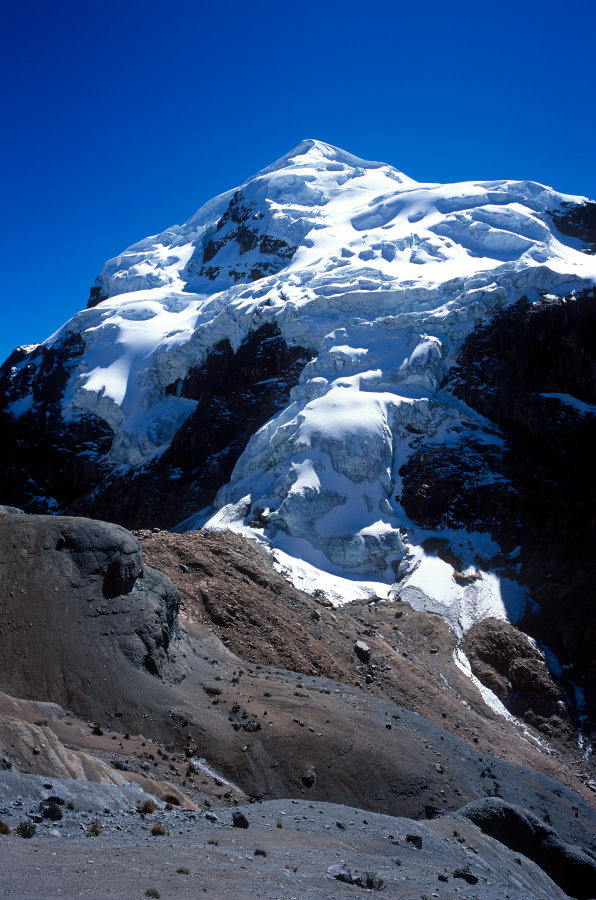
[0, 514, 181, 721]
[458, 797, 596, 899]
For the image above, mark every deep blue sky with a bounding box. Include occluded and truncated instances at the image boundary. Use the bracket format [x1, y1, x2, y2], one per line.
[2, 0, 595, 363]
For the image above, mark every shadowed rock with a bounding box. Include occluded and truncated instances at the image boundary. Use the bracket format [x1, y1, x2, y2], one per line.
[459, 797, 596, 899]
[0, 514, 181, 717]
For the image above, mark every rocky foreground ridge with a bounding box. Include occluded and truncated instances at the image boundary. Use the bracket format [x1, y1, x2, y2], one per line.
[0, 508, 595, 897]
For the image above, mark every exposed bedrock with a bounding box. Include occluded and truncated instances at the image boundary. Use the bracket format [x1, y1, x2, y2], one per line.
[0, 324, 311, 530]
[0, 334, 113, 512]
[401, 289, 596, 731]
[464, 618, 571, 738]
[69, 323, 311, 529]
[459, 797, 596, 899]
[550, 199, 596, 252]
[190, 189, 297, 283]
[0, 513, 181, 716]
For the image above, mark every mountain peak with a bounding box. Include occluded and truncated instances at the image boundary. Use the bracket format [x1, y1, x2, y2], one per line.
[1, 140, 595, 613]
[258, 138, 390, 175]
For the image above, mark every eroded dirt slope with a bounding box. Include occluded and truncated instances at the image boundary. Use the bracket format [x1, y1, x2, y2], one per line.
[138, 527, 595, 805]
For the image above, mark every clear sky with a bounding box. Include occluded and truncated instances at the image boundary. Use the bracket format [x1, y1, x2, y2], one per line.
[2, 0, 595, 363]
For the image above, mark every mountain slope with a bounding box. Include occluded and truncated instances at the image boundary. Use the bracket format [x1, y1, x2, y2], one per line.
[1, 139, 595, 740]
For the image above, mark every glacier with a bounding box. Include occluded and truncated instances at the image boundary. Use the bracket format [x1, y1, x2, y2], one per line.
[9, 139, 596, 632]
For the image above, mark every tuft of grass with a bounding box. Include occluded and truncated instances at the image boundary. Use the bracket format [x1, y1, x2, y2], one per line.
[254, 847, 267, 857]
[16, 820, 36, 839]
[176, 867, 190, 875]
[0, 820, 11, 835]
[208, 838, 218, 846]
[138, 799, 157, 815]
[164, 802, 173, 811]
[86, 822, 101, 837]
[66, 800, 75, 811]
[151, 822, 167, 836]
[362, 871, 384, 890]
[145, 891, 160, 899]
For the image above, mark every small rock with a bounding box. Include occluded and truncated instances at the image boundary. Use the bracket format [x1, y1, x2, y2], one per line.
[406, 833, 422, 849]
[301, 767, 316, 788]
[40, 802, 63, 821]
[232, 811, 249, 829]
[354, 640, 371, 663]
[325, 864, 353, 883]
[453, 867, 478, 885]
[205, 812, 218, 822]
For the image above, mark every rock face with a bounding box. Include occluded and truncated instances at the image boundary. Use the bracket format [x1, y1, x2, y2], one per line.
[0, 325, 310, 529]
[459, 797, 596, 899]
[192, 189, 297, 283]
[551, 199, 596, 251]
[0, 336, 114, 512]
[400, 289, 596, 729]
[0, 513, 181, 715]
[464, 618, 567, 727]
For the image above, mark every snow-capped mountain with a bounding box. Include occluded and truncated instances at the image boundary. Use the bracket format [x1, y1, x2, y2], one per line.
[1, 140, 595, 670]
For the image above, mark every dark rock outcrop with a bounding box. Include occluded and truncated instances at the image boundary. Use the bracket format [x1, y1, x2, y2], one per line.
[0, 324, 311, 531]
[87, 280, 108, 309]
[0, 334, 114, 513]
[187, 190, 297, 284]
[400, 289, 596, 732]
[551, 200, 596, 252]
[464, 618, 568, 730]
[459, 797, 596, 899]
[69, 323, 312, 529]
[0, 514, 181, 718]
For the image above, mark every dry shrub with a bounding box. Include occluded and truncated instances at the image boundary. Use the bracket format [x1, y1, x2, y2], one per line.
[16, 820, 36, 838]
[139, 799, 157, 815]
